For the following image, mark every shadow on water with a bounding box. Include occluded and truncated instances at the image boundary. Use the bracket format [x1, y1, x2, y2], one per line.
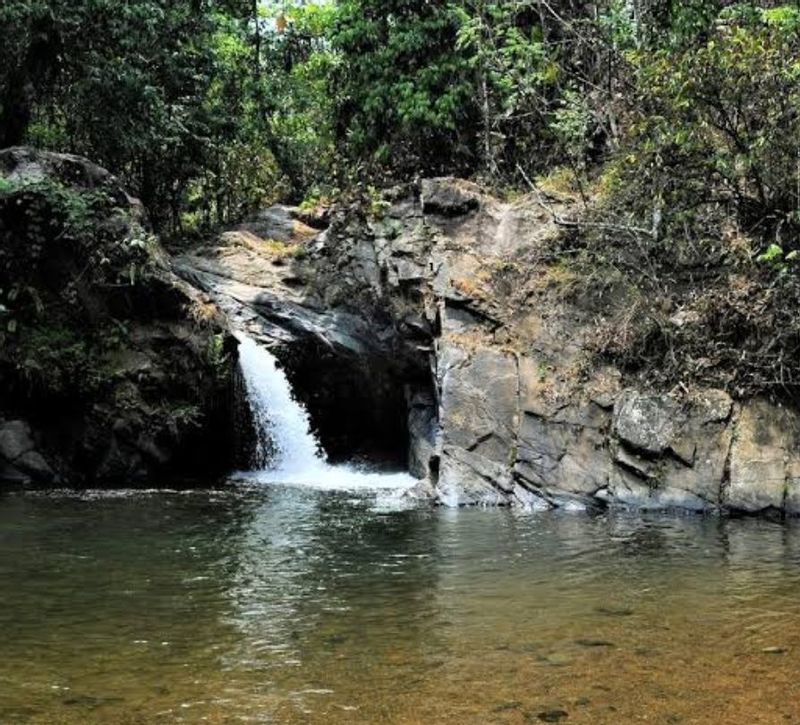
[225, 487, 446, 701]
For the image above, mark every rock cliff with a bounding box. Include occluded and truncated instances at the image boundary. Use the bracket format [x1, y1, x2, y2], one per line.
[179, 178, 800, 515]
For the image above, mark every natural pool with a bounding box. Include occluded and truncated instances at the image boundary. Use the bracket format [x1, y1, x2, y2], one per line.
[2, 484, 800, 724]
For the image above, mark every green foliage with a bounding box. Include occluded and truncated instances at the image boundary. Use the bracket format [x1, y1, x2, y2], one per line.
[598, 0, 637, 49]
[2, 0, 799, 237]
[206, 333, 232, 383]
[0, 1, 349, 228]
[330, 0, 478, 178]
[261, 2, 339, 198]
[454, 0, 559, 176]
[756, 244, 800, 272]
[14, 324, 104, 397]
[662, 1, 723, 47]
[365, 185, 390, 220]
[0, 176, 155, 339]
[0, 2, 269, 229]
[612, 5, 800, 256]
[575, 3, 800, 401]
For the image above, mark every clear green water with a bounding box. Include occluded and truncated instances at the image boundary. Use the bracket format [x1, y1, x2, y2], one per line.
[2, 485, 800, 724]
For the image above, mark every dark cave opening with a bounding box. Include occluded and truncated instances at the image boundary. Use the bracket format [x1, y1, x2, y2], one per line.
[272, 339, 431, 471]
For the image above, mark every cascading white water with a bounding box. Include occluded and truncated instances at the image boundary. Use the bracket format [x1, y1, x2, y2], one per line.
[235, 332, 415, 491]
[236, 333, 324, 475]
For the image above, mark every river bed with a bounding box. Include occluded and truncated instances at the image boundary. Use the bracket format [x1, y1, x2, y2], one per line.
[2, 483, 800, 723]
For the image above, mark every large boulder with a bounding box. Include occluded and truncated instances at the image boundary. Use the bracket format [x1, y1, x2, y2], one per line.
[613, 391, 677, 455]
[0, 419, 54, 485]
[421, 178, 481, 217]
[0, 148, 237, 488]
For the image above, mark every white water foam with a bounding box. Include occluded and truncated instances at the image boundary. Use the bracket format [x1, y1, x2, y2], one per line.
[234, 333, 415, 492]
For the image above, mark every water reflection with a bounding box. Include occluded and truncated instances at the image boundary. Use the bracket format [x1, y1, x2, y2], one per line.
[2, 488, 800, 723]
[225, 487, 446, 717]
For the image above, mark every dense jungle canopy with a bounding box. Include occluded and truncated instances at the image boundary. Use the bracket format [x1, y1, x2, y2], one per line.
[2, 1, 799, 238]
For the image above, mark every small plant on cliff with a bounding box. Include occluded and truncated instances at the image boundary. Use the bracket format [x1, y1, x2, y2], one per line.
[0, 177, 157, 333]
[362, 185, 390, 221]
[206, 334, 232, 383]
[14, 325, 104, 398]
[756, 244, 800, 272]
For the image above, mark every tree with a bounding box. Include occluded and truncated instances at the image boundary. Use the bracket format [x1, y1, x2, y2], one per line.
[330, 0, 478, 179]
[259, 1, 339, 200]
[618, 4, 800, 248]
[0, 1, 281, 230]
[0, 2, 64, 147]
[454, 1, 561, 178]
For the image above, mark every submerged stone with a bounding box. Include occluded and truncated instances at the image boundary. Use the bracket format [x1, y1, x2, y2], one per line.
[491, 701, 522, 713]
[594, 606, 634, 617]
[535, 709, 569, 722]
[575, 639, 615, 648]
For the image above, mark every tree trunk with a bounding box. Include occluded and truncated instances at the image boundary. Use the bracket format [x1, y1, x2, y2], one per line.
[0, 80, 33, 147]
[252, 0, 261, 80]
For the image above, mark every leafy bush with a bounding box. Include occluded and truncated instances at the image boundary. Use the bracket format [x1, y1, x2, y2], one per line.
[611, 5, 800, 253]
[578, 4, 800, 401]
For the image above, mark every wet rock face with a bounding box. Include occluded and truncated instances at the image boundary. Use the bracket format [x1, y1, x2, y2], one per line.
[407, 387, 438, 479]
[0, 420, 54, 486]
[0, 148, 237, 488]
[175, 192, 436, 471]
[275, 336, 412, 465]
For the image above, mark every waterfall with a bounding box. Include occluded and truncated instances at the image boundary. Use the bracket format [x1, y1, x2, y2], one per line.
[236, 333, 325, 475]
[234, 332, 415, 491]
